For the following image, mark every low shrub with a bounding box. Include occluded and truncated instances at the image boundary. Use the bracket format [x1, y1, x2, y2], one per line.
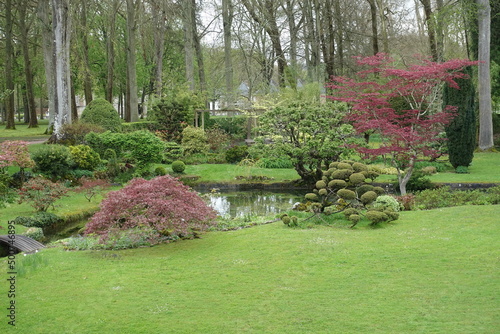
[69, 145, 101, 171]
[85, 175, 217, 243]
[171, 160, 186, 174]
[255, 157, 294, 169]
[13, 212, 63, 228]
[413, 186, 499, 210]
[154, 166, 167, 176]
[225, 145, 248, 164]
[80, 98, 122, 132]
[181, 126, 209, 155]
[23, 227, 44, 241]
[18, 177, 69, 212]
[373, 195, 401, 212]
[163, 142, 184, 164]
[31, 144, 74, 179]
[59, 122, 105, 145]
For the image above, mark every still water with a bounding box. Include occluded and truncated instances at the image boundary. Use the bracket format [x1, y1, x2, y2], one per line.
[202, 190, 304, 218]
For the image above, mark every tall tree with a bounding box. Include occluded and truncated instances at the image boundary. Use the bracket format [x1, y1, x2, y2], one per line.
[125, 0, 139, 122]
[19, 0, 38, 128]
[477, 0, 493, 150]
[222, 0, 234, 100]
[444, 66, 476, 169]
[184, 0, 196, 91]
[51, 0, 73, 138]
[4, 0, 16, 130]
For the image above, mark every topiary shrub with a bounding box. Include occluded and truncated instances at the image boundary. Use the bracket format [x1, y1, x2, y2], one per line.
[291, 160, 395, 228]
[31, 144, 74, 179]
[171, 160, 186, 174]
[69, 145, 101, 171]
[373, 195, 401, 212]
[80, 98, 122, 132]
[84, 175, 217, 243]
[181, 126, 209, 156]
[225, 145, 248, 164]
[163, 142, 184, 164]
[154, 166, 167, 176]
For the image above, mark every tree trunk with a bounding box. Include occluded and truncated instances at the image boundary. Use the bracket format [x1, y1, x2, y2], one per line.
[5, 0, 16, 130]
[367, 0, 380, 55]
[105, 0, 119, 103]
[125, 0, 139, 122]
[477, 0, 494, 150]
[52, 0, 73, 138]
[191, 0, 206, 93]
[153, 1, 167, 97]
[80, 0, 93, 105]
[420, 0, 438, 61]
[222, 0, 234, 102]
[184, 0, 195, 91]
[38, 0, 56, 132]
[19, 2, 38, 128]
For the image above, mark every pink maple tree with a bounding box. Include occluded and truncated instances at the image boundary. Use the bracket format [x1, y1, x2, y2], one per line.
[0, 140, 35, 186]
[326, 54, 477, 194]
[85, 175, 217, 241]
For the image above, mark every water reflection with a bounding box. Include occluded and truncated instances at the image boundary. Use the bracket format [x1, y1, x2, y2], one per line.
[203, 190, 304, 218]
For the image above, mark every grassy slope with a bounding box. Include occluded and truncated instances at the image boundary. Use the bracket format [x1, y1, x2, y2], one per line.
[1, 205, 499, 334]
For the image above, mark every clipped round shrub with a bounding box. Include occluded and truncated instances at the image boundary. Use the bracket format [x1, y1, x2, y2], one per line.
[31, 144, 74, 178]
[328, 179, 347, 190]
[360, 190, 378, 205]
[349, 172, 366, 184]
[373, 195, 400, 212]
[318, 188, 328, 196]
[331, 169, 353, 180]
[69, 145, 101, 171]
[329, 162, 340, 169]
[352, 162, 368, 172]
[154, 166, 167, 176]
[305, 193, 319, 201]
[316, 180, 327, 189]
[356, 184, 374, 197]
[80, 98, 122, 132]
[337, 162, 352, 170]
[343, 207, 358, 218]
[225, 145, 249, 164]
[348, 214, 361, 224]
[181, 126, 209, 155]
[373, 186, 386, 195]
[337, 189, 356, 201]
[366, 210, 389, 224]
[85, 175, 217, 241]
[23, 227, 44, 241]
[171, 160, 186, 174]
[384, 210, 400, 221]
[281, 215, 291, 225]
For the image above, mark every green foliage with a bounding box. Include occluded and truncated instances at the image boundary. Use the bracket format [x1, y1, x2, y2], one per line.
[207, 116, 247, 140]
[13, 212, 62, 228]
[225, 145, 249, 164]
[455, 166, 469, 174]
[373, 195, 401, 212]
[255, 101, 358, 183]
[85, 131, 166, 165]
[148, 98, 195, 142]
[393, 170, 435, 193]
[181, 126, 209, 155]
[443, 66, 476, 168]
[59, 122, 105, 145]
[154, 166, 167, 176]
[414, 186, 500, 210]
[255, 157, 294, 169]
[414, 161, 449, 172]
[80, 98, 122, 132]
[18, 177, 69, 212]
[163, 142, 184, 164]
[31, 144, 74, 178]
[171, 160, 186, 174]
[23, 227, 44, 241]
[205, 126, 230, 152]
[69, 145, 101, 171]
[365, 210, 389, 224]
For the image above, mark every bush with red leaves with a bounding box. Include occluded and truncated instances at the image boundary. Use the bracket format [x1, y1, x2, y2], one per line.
[85, 175, 217, 242]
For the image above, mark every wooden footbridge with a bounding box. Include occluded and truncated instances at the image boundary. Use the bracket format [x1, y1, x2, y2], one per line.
[0, 235, 45, 255]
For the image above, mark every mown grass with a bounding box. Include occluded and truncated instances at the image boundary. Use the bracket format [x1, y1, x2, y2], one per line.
[1, 205, 498, 333]
[0, 120, 50, 142]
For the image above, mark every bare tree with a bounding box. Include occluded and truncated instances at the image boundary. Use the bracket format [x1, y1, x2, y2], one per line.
[125, 0, 139, 122]
[222, 0, 234, 100]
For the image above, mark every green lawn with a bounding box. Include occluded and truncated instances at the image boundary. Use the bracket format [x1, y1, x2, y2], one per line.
[1, 205, 498, 333]
[0, 120, 50, 142]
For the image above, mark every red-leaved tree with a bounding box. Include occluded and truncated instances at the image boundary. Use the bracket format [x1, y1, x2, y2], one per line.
[85, 175, 217, 241]
[326, 54, 477, 194]
[0, 140, 35, 187]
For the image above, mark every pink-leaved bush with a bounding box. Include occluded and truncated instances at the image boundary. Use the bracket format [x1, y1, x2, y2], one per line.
[85, 175, 217, 241]
[326, 53, 477, 195]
